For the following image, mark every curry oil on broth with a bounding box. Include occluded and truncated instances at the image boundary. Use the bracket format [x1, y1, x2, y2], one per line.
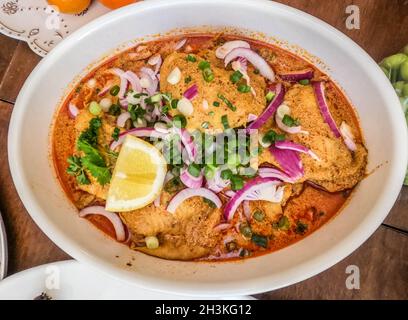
[52, 33, 365, 262]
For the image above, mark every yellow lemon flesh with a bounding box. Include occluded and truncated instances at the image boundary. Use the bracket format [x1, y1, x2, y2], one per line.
[106, 135, 167, 212]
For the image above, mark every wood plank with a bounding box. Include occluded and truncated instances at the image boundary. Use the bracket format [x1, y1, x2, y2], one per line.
[274, 0, 408, 62]
[384, 188, 408, 231]
[0, 42, 41, 103]
[0, 34, 19, 87]
[256, 225, 408, 299]
[0, 101, 70, 275]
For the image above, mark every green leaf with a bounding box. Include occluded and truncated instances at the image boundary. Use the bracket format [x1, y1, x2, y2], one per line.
[81, 157, 111, 185]
[66, 156, 90, 185]
[77, 139, 105, 166]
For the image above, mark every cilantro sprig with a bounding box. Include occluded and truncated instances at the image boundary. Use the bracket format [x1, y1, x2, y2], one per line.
[66, 117, 112, 186]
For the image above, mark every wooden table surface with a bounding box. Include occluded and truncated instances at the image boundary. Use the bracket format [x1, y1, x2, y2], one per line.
[0, 0, 407, 299]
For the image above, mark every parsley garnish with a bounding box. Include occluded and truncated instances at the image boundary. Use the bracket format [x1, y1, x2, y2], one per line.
[70, 117, 112, 186]
[112, 127, 120, 141]
[66, 156, 90, 185]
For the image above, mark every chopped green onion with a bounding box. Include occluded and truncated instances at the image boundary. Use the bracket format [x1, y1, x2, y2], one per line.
[239, 223, 252, 238]
[213, 101, 220, 107]
[89, 101, 102, 116]
[282, 114, 299, 127]
[111, 127, 120, 141]
[262, 130, 285, 144]
[198, 60, 210, 70]
[187, 163, 201, 178]
[201, 121, 210, 129]
[109, 85, 120, 96]
[299, 79, 310, 85]
[203, 198, 216, 208]
[221, 115, 230, 129]
[173, 114, 187, 128]
[186, 54, 197, 62]
[161, 92, 172, 102]
[171, 99, 179, 109]
[265, 91, 275, 103]
[237, 84, 251, 93]
[150, 93, 162, 103]
[108, 104, 121, 116]
[221, 169, 233, 180]
[145, 236, 159, 249]
[184, 76, 192, 84]
[278, 215, 290, 230]
[161, 105, 169, 114]
[208, 111, 215, 116]
[251, 234, 268, 248]
[217, 93, 236, 111]
[295, 221, 308, 234]
[230, 175, 244, 190]
[202, 68, 214, 82]
[204, 165, 215, 179]
[253, 210, 265, 222]
[230, 70, 243, 84]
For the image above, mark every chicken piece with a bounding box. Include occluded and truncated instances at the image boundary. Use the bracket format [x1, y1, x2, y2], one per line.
[120, 192, 222, 260]
[258, 84, 367, 192]
[73, 110, 116, 200]
[160, 50, 267, 131]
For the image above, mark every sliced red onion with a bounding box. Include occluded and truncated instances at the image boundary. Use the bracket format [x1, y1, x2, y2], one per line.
[167, 188, 222, 214]
[98, 84, 111, 97]
[313, 82, 341, 138]
[258, 167, 296, 183]
[180, 167, 204, 189]
[174, 38, 187, 50]
[124, 71, 142, 93]
[275, 113, 305, 134]
[183, 84, 198, 100]
[224, 47, 275, 82]
[215, 40, 250, 59]
[224, 177, 283, 221]
[213, 223, 232, 232]
[269, 145, 304, 181]
[140, 67, 159, 95]
[148, 53, 161, 66]
[243, 201, 251, 220]
[119, 98, 129, 110]
[247, 83, 285, 131]
[153, 195, 161, 207]
[117, 112, 131, 128]
[147, 54, 163, 75]
[173, 128, 197, 163]
[280, 69, 314, 82]
[340, 121, 357, 151]
[111, 68, 128, 99]
[110, 127, 168, 150]
[206, 169, 230, 193]
[223, 190, 236, 198]
[68, 103, 79, 118]
[79, 206, 126, 242]
[247, 113, 257, 123]
[275, 140, 320, 161]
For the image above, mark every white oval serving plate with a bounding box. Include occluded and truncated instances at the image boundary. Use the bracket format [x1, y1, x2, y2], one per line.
[8, 0, 408, 296]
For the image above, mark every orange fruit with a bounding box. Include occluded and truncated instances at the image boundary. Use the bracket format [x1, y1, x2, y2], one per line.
[47, 0, 91, 14]
[98, 0, 139, 10]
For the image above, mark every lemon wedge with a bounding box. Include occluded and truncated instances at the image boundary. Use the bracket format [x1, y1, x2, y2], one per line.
[106, 135, 167, 212]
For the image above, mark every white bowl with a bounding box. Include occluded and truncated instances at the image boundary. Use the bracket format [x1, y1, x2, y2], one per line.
[8, 0, 407, 296]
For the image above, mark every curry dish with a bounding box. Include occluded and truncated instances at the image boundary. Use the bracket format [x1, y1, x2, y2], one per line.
[52, 34, 367, 261]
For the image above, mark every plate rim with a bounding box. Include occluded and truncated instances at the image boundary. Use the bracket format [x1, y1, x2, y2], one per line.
[7, 0, 408, 296]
